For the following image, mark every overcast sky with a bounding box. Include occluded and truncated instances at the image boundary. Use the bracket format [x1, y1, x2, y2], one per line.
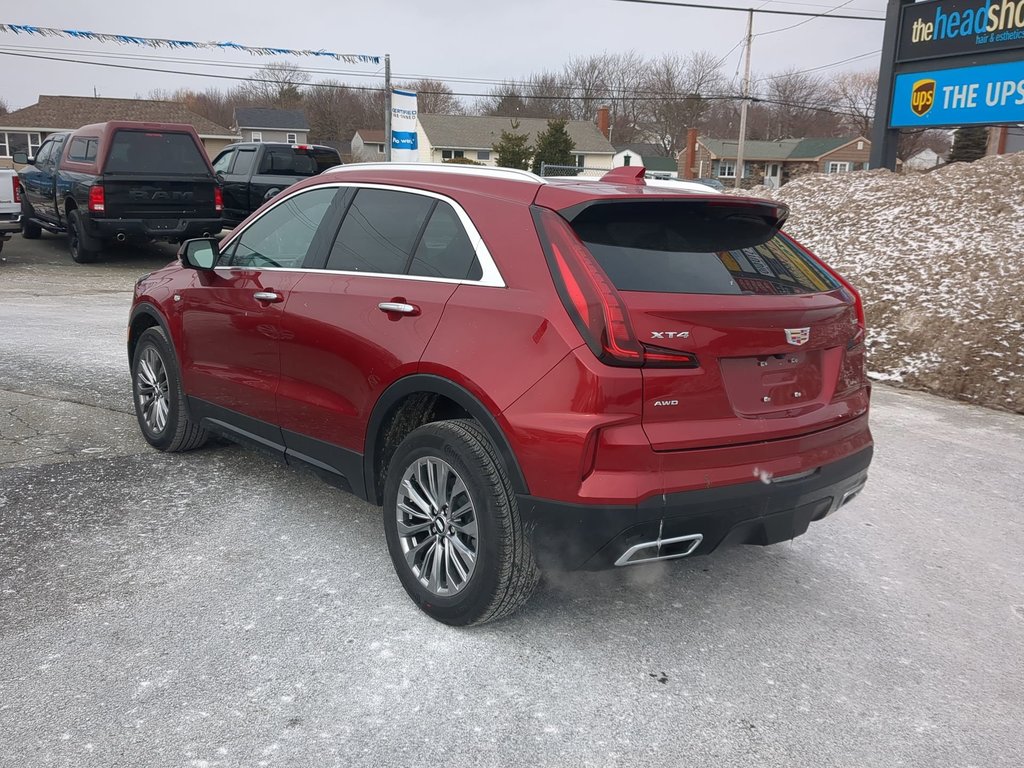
[1, 0, 889, 111]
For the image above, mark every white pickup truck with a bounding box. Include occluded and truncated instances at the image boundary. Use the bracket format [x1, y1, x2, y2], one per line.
[0, 168, 21, 254]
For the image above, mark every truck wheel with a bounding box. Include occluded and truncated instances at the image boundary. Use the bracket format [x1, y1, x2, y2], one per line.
[68, 209, 99, 264]
[383, 419, 540, 626]
[21, 197, 42, 239]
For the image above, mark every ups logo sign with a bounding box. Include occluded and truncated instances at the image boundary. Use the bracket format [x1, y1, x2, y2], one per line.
[911, 79, 936, 117]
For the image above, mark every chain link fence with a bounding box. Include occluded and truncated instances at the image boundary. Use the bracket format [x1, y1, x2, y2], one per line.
[538, 163, 612, 178]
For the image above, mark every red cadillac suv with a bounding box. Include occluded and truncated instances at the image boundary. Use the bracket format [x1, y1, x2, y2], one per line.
[128, 163, 872, 625]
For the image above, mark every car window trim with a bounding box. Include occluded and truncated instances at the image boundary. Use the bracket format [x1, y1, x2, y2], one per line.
[216, 181, 506, 288]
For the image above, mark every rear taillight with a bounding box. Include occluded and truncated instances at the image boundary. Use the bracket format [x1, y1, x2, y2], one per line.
[214, 187, 224, 213]
[88, 185, 105, 213]
[13, 177, 20, 204]
[532, 206, 697, 369]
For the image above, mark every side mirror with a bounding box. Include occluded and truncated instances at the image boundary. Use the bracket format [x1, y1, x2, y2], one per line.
[12, 152, 31, 165]
[178, 237, 219, 270]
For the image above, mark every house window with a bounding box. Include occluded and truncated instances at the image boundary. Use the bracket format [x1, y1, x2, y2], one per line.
[286, 133, 297, 144]
[718, 160, 736, 178]
[376, 144, 386, 154]
[251, 132, 262, 143]
[442, 149, 465, 160]
[827, 161, 851, 174]
[0, 132, 42, 158]
[477, 150, 490, 161]
[574, 155, 586, 168]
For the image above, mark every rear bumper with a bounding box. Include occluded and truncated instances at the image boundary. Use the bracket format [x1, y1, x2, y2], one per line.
[85, 216, 222, 241]
[0, 211, 20, 236]
[518, 445, 872, 570]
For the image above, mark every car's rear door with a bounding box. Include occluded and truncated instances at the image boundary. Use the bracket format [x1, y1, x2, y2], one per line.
[276, 186, 490, 480]
[178, 185, 342, 445]
[565, 198, 869, 452]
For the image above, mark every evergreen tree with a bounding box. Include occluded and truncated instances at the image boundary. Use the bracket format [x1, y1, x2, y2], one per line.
[947, 126, 988, 163]
[531, 119, 577, 175]
[493, 121, 533, 170]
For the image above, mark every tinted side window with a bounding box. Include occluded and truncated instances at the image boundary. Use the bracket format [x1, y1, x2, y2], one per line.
[104, 130, 210, 175]
[572, 201, 839, 295]
[325, 189, 433, 274]
[211, 149, 235, 173]
[231, 148, 257, 176]
[68, 137, 98, 163]
[33, 141, 54, 167]
[409, 202, 482, 280]
[224, 187, 337, 269]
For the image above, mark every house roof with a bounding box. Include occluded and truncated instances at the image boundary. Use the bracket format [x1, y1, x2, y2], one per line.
[0, 95, 235, 137]
[419, 114, 615, 154]
[614, 142, 672, 157]
[699, 136, 867, 162]
[354, 129, 387, 143]
[233, 107, 309, 131]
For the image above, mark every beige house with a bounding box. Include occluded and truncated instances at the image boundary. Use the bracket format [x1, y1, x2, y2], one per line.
[352, 129, 387, 162]
[416, 115, 615, 171]
[232, 107, 309, 144]
[691, 136, 872, 188]
[0, 95, 237, 168]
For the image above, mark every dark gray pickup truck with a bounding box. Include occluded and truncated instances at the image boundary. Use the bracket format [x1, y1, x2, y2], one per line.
[211, 142, 342, 227]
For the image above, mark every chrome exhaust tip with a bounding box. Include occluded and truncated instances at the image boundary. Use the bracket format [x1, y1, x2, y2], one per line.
[615, 532, 703, 567]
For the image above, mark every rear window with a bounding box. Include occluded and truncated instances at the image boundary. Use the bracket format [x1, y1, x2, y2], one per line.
[257, 147, 341, 176]
[104, 130, 210, 175]
[570, 201, 839, 295]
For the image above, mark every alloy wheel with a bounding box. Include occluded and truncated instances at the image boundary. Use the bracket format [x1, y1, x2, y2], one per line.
[396, 456, 479, 596]
[136, 346, 171, 434]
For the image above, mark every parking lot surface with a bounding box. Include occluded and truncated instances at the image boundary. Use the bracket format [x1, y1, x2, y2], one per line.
[2, 235, 1023, 767]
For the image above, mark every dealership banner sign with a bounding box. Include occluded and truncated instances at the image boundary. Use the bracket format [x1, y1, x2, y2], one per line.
[898, 0, 1024, 61]
[391, 89, 419, 162]
[890, 58, 1024, 126]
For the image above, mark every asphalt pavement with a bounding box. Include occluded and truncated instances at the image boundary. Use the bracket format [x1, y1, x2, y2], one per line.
[2, 234, 1023, 767]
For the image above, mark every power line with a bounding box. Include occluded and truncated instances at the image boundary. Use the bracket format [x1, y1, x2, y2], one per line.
[608, 0, 884, 20]
[755, 0, 857, 36]
[0, 48, 876, 120]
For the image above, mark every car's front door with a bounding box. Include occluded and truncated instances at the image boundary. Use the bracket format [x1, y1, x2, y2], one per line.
[20, 137, 60, 222]
[276, 187, 492, 482]
[218, 146, 258, 225]
[178, 185, 342, 447]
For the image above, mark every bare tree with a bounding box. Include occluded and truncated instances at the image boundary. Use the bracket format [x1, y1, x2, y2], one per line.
[761, 68, 837, 139]
[479, 82, 530, 118]
[238, 61, 311, 107]
[0, 96, 8, 116]
[828, 70, 877, 137]
[641, 52, 724, 155]
[398, 79, 464, 115]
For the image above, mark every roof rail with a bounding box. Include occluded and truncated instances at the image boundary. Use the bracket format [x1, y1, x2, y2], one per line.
[323, 162, 547, 184]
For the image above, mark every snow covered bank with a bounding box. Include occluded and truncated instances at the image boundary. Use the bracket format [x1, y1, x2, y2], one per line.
[744, 153, 1024, 413]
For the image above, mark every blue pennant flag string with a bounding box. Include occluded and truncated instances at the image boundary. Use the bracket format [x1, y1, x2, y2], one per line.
[0, 23, 381, 65]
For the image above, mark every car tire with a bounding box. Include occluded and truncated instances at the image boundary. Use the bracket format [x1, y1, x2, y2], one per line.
[131, 326, 209, 452]
[383, 419, 540, 626]
[68, 209, 100, 263]
[21, 197, 42, 240]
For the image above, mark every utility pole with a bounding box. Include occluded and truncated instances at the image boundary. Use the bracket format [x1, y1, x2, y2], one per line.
[384, 53, 392, 162]
[735, 9, 753, 190]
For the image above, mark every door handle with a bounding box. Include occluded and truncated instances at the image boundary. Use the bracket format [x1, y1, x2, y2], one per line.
[378, 301, 419, 315]
[253, 291, 283, 303]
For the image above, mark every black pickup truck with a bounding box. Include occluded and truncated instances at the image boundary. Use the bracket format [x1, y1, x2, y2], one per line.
[211, 142, 341, 227]
[16, 121, 222, 263]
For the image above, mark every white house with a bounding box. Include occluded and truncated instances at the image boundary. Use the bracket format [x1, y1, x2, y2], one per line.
[903, 147, 945, 171]
[612, 142, 678, 177]
[416, 114, 615, 171]
[352, 129, 387, 161]
[232, 108, 309, 144]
